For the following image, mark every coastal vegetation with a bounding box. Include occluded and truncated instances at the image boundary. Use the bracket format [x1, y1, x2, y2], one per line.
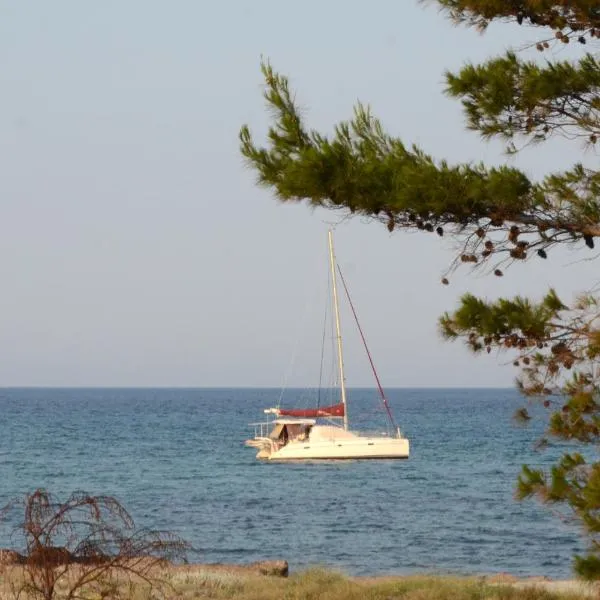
[240, 0, 600, 579]
[0, 489, 187, 600]
[0, 565, 596, 600]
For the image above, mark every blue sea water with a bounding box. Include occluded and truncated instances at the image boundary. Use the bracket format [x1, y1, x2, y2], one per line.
[0, 387, 585, 578]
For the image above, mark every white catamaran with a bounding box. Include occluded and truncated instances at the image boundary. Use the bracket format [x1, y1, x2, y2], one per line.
[245, 230, 410, 461]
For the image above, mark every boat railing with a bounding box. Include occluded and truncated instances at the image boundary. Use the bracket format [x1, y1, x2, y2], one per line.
[248, 421, 273, 439]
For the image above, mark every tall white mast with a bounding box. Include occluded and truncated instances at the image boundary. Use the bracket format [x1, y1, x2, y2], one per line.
[328, 229, 348, 430]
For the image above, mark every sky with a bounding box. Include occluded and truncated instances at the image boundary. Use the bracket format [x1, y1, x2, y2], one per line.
[1, 0, 598, 387]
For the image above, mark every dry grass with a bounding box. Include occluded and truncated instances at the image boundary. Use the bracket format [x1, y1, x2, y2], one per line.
[0, 565, 596, 600]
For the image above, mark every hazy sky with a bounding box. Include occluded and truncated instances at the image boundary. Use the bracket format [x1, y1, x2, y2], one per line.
[1, 1, 598, 387]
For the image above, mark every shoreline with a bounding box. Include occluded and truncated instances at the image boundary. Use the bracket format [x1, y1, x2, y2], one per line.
[178, 562, 600, 595]
[173, 563, 600, 598]
[2, 558, 598, 599]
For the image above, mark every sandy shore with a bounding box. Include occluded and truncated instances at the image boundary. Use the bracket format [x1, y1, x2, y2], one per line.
[484, 574, 599, 598]
[186, 563, 600, 597]
[3, 553, 599, 598]
[355, 571, 600, 598]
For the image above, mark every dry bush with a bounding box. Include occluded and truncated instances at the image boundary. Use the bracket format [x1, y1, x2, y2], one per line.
[1, 488, 188, 600]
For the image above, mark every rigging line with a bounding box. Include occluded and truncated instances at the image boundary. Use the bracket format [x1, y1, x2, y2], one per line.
[277, 261, 322, 409]
[330, 261, 337, 404]
[317, 263, 331, 410]
[336, 263, 398, 432]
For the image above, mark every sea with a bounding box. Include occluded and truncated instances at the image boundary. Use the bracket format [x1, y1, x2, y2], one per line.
[0, 387, 586, 578]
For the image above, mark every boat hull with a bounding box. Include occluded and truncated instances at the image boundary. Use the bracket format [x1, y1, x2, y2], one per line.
[248, 435, 409, 461]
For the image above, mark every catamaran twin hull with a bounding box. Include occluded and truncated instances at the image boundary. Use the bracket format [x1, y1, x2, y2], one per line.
[248, 438, 410, 460]
[246, 424, 410, 460]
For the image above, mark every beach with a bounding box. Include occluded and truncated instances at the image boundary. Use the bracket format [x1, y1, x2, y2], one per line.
[2, 561, 597, 600]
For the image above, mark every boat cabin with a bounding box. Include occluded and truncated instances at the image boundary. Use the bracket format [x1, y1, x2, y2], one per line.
[269, 419, 315, 446]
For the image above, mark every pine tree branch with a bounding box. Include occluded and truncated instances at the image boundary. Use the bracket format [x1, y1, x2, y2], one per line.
[445, 52, 600, 145]
[241, 62, 600, 278]
[430, 1, 600, 32]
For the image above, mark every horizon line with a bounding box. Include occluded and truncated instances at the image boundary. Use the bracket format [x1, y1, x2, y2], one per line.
[0, 385, 516, 390]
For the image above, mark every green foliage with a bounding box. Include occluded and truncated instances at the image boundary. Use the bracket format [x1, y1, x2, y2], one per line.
[241, 63, 534, 228]
[445, 53, 600, 146]
[433, 0, 600, 32]
[439, 290, 562, 348]
[574, 554, 600, 581]
[241, 0, 600, 580]
[241, 60, 600, 279]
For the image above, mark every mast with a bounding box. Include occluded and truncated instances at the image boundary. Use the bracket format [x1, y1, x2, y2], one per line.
[328, 229, 348, 430]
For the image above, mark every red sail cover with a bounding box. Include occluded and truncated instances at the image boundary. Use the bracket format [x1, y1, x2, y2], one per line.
[278, 402, 345, 418]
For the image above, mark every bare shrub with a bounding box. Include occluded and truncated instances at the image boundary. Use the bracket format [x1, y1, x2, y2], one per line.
[2, 488, 188, 600]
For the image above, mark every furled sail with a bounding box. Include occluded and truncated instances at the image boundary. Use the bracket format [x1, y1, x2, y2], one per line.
[277, 402, 345, 418]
